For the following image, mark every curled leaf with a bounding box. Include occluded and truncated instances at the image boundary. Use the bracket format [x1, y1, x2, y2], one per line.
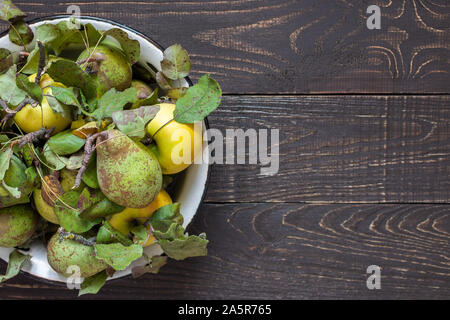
[155, 71, 173, 90]
[35, 24, 59, 44]
[101, 28, 140, 65]
[72, 121, 99, 139]
[47, 59, 97, 103]
[54, 191, 99, 233]
[9, 20, 34, 46]
[79, 270, 108, 296]
[112, 105, 160, 139]
[0, 250, 30, 283]
[16, 73, 42, 103]
[132, 255, 168, 278]
[0, 66, 26, 105]
[41, 174, 63, 207]
[96, 221, 133, 246]
[0, 1, 26, 23]
[161, 44, 191, 80]
[90, 87, 137, 121]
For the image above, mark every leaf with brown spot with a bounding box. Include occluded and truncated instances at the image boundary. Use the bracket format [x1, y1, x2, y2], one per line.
[112, 105, 160, 139]
[0, 0, 26, 23]
[72, 121, 99, 139]
[101, 28, 140, 65]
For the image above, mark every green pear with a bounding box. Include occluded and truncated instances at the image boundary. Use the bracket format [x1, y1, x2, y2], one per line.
[131, 79, 153, 100]
[33, 189, 58, 225]
[60, 168, 86, 193]
[47, 233, 107, 278]
[96, 130, 162, 208]
[0, 204, 38, 247]
[78, 44, 132, 97]
[33, 169, 85, 225]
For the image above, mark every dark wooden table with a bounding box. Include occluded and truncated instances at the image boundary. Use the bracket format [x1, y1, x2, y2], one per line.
[1, 0, 449, 299]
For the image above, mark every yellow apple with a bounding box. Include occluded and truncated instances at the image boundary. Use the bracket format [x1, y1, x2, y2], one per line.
[146, 103, 202, 175]
[109, 190, 172, 247]
[14, 74, 72, 134]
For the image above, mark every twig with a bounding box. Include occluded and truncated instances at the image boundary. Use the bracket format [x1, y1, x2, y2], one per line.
[73, 131, 108, 189]
[35, 41, 46, 85]
[0, 98, 33, 125]
[58, 228, 95, 247]
[17, 126, 54, 148]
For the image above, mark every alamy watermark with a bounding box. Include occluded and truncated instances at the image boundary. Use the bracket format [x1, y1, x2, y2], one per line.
[366, 5, 381, 30]
[366, 265, 381, 289]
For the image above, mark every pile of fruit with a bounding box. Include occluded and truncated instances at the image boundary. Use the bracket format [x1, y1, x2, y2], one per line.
[0, 1, 221, 295]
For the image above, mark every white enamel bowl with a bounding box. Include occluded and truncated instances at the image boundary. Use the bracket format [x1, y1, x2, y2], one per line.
[0, 16, 210, 283]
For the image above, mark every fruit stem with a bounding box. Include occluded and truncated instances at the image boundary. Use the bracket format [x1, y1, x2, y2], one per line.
[57, 228, 95, 246]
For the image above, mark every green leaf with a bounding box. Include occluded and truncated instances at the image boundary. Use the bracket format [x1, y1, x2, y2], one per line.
[160, 44, 191, 80]
[150, 203, 183, 233]
[25, 166, 38, 187]
[50, 86, 81, 108]
[76, 187, 101, 212]
[81, 197, 124, 220]
[48, 130, 85, 156]
[16, 73, 42, 103]
[90, 87, 137, 121]
[0, 250, 30, 283]
[102, 28, 140, 65]
[35, 24, 60, 44]
[96, 221, 133, 246]
[174, 74, 222, 123]
[65, 152, 84, 170]
[77, 187, 124, 221]
[0, 155, 33, 206]
[130, 225, 148, 246]
[131, 255, 167, 278]
[153, 222, 185, 241]
[54, 191, 99, 233]
[95, 243, 143, 271]
[0, 48, 14, 74]
[19, 46, 39, 75]
[0, 66, 27, 106]
[45, 94, 74, 121]
[78, 270, 108, 296]
[1, 180, 20, 198]
[112, 105, 159, 139]
[155, 71, 173, 90]
[42, 143, 67, 170]
[0, 0, 26, 23]
[47, 59, 97, 103]
[0, 148, 12, 180]
[46, 21, 78, 55]
[9, 20, 34, 46]
[158, 233, 208, 261]
[81, 153, 99, 188]
[131, 87, 159, 109]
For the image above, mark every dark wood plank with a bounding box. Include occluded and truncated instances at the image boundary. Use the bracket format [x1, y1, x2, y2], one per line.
[204, 95, 450, 203]
[1, 203, 449, 299]
[1, 0, 449, 94]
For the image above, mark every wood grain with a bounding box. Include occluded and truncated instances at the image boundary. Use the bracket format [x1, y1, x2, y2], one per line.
[0, 0, 448, 300]
[1, 203, 449, 299]
[204, 95, 450, 203]
[0, 0, 448, 93]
